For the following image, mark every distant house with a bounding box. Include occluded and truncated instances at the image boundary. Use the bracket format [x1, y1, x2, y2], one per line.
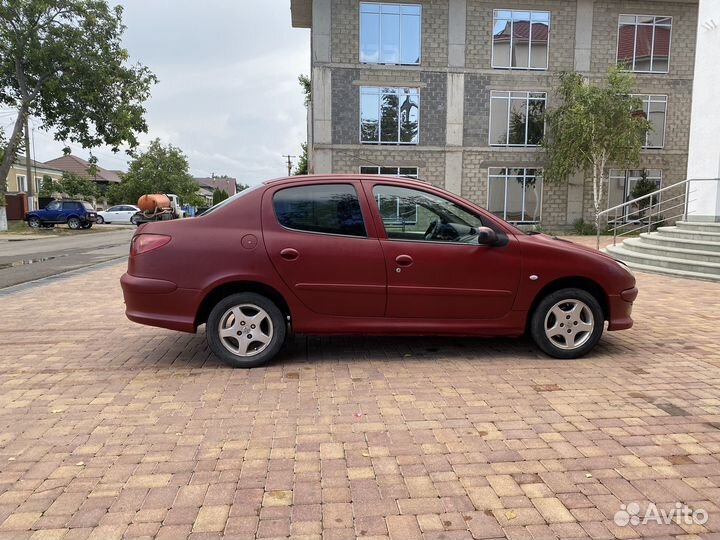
[44, 154, 123, 186]
[4, 155, 64, 195]
[194, 177, 237, 198]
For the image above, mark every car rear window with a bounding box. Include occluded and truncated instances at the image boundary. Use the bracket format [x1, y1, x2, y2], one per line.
[273, 184, 366, 237]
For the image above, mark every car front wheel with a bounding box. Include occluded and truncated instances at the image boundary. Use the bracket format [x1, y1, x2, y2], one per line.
[67, 217, 81, 230]
[530, 288, 604, 359]
[206, 292, 287, 368]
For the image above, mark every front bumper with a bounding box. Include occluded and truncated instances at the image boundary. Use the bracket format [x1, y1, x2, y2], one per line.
[120, 273, 200, 333]
[607, 286, 638, 331]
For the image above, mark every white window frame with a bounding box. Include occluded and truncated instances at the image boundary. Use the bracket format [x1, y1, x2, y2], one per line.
[16, 174, 26, 192]
[632, 94, 667, 149]
[608, 169, 663, 222]
[35, 177, 43, 194]
[360, 86, 420, 145]
[360, 2, 422, 66]
[359, 166, 419, 178]
[489, 91, 546, 147]
[487, 167, 544, 224]
[491, 9, 551, 71]
[616, 14, 672, 74]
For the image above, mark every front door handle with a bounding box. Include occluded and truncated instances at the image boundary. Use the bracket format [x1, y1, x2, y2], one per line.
[280, 248, 299, 261]
[395, 254, 414, 267]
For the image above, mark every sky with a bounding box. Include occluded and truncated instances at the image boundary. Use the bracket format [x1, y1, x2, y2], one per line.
[2, 0, 311, 187]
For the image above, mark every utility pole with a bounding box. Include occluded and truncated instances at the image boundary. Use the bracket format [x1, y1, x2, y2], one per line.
[24, 115, 34, 210]
[282, 155, 296, 176]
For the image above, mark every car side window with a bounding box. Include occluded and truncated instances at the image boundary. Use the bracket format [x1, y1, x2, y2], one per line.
[372, 185, 484, 244]
[62, 202, 75, 211]
[107, 206, 120, 212]
[273, 184, 367, 237]
[46, 201, 61, 210]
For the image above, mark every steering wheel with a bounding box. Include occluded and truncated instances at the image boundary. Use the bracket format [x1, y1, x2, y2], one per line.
[424, 219, 438, 240]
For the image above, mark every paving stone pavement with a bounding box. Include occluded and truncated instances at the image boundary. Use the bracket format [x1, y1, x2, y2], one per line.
[1, 251, 720, 540]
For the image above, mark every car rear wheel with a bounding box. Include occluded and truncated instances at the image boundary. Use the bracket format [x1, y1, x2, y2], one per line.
[206, 293, 287, 368]
[28, 216, 41, 229]
[130, 215, 140, 226]
[81, 222, 92, 229]
[96, 216, 105, 224]
[530, 288, 604, 359]
[67, 217, 81, 230]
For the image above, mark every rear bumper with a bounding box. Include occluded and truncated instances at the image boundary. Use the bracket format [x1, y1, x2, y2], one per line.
[607, 287, 638, 331]
[120, 273, 200, 333]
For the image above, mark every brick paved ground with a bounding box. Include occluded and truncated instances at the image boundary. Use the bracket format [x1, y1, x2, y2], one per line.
[1, 252, 720, 540]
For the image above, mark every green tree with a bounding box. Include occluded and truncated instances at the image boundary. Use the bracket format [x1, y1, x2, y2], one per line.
[0, 0, 157, 209]
[111, 139, 203, 206]
[57, 172, 97, 200]
[294, 143, 308, 175]
[299, 74, 311, 106]
[542, 67, 650, 233]
[236, 182, 249, 193]
[39, 175, 55, 197]
[212, 188, 229, 205]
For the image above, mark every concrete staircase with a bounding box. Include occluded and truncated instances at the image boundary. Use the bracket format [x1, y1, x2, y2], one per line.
[603, 221, 720, 281]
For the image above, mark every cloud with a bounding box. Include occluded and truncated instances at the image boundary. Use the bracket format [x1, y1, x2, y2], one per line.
[12, 0, 311, 186]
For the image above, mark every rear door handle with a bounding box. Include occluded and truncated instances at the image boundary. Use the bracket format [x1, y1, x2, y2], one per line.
[395, 254, 414, 267]
[280, 248, 299, 261]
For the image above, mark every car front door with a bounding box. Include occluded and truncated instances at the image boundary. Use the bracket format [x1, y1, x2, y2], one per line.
[262, 181, 386, 317]
[43, 201, 62, 222]
[364, 182, 522, 320]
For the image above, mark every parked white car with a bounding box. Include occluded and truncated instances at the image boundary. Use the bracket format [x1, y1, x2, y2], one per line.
[96, 205, 141, 224]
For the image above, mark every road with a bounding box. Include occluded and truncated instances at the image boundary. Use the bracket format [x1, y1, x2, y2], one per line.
[0, 228, 134, 289]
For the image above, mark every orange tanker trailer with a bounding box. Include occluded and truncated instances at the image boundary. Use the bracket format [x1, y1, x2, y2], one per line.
[131, 193, 183, 226]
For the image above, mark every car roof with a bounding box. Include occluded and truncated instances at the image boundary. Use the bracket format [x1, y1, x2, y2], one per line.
[262, 174, 431, 187]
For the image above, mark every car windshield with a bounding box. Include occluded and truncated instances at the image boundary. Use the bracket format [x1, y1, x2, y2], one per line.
[199, 184, 261, 216]
[82, 202, 94, 211]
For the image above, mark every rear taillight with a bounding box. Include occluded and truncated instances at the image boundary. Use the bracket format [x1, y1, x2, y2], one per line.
[130, 234, 171, 256]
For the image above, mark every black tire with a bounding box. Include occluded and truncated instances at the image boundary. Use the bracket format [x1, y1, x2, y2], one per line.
[67, 216, 81, 230]
[27, 216, 41, 229]
[96, 216, 104, 224]
[206, 292, 287, 368]
[81, 222, 92, 229]
[131, 215, 140, 226]
[530, 287, 604, 359]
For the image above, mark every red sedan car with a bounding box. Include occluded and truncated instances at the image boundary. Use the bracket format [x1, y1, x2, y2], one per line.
[121, 175, 637, 368]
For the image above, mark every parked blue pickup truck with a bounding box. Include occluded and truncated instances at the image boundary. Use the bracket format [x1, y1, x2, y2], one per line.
[25, 200, 98, 230]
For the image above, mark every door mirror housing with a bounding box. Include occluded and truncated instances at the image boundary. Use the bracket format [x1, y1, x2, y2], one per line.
[477, 226, 498, 246]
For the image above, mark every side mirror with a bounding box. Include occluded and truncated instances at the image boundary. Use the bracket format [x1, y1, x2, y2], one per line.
[477, 226, 498, 246]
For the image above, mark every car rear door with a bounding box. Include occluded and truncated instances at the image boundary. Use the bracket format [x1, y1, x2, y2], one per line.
[363, 181, 522, 320]
[262, 180, 387, 317]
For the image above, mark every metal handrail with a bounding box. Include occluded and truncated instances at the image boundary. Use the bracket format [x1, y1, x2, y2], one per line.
[598, 177, 716, 218]
[595, 177, 719, 249]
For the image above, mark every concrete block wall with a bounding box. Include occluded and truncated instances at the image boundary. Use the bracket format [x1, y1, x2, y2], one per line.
[331, 0, 449, 68]
[311, 0, 698, 228]
[332, 148, 447, 187]
[465, 0, 577, 71]
[591, 0, 698, 79]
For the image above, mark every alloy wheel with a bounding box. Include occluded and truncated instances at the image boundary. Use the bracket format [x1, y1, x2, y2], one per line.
[218, 304, 274, 357]
[543, 299, 594, 350]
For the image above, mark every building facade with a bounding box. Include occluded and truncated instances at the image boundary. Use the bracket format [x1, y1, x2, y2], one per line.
[4, 156, 63, 195]
[291, 0, 698, 228]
